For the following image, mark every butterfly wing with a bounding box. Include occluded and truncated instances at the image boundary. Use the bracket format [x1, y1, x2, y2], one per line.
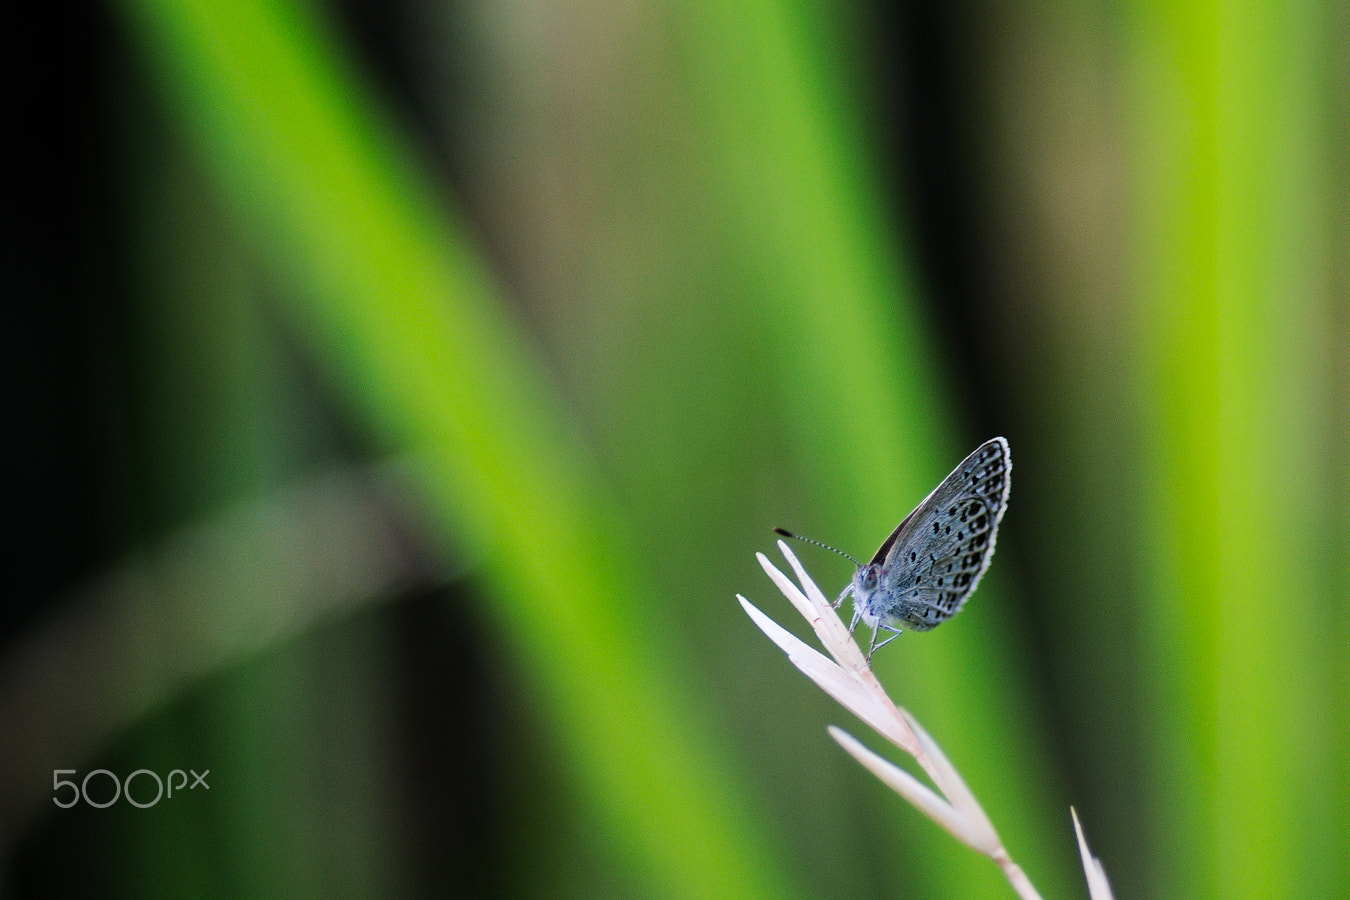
[871, 437, 1011, 630]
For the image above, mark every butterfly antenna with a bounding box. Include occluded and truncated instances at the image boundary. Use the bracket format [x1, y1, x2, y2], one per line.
[772, 527, 863, 567]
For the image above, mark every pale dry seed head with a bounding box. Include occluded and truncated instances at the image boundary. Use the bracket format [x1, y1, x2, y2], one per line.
[743, 544, 1124, 900]
[1072, 807, 1115, 900]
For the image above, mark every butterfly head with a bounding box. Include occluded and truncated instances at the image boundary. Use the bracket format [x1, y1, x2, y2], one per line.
[849, 563, 885, 625]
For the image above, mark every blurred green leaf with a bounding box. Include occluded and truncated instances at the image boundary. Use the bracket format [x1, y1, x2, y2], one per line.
[113, 0, 803, 894]
[1129, 0, 1345, 895]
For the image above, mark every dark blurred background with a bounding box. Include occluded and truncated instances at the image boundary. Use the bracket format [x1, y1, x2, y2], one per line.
[5, 0, 1346, 897]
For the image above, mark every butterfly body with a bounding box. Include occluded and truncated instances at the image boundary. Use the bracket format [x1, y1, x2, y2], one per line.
[846, 437, 1011, 640]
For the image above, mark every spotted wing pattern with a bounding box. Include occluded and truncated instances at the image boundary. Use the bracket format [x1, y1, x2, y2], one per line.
[864, 437, 1011, 631]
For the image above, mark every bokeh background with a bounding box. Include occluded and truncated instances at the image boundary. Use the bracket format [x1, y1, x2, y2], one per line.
[5, 0, 1347, 897]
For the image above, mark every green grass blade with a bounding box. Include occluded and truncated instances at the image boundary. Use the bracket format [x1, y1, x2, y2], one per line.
[111, 0, 802, 894]
[1128, 0, 1343, 894]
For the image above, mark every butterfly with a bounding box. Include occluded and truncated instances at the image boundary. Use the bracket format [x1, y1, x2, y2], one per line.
[777, 437, 1011, 658]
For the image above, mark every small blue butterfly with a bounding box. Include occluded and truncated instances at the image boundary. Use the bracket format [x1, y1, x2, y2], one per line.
[778, 437, 1011, 657]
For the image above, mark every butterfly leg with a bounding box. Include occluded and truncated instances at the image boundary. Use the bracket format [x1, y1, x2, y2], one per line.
[865, 625, 903, 662]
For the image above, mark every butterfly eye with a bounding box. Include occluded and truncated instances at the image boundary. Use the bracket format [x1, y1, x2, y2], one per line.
[862, 567, 879, 591]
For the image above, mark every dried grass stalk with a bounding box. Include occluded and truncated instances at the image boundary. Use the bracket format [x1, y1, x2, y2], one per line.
[741, 541, 1114, 899]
